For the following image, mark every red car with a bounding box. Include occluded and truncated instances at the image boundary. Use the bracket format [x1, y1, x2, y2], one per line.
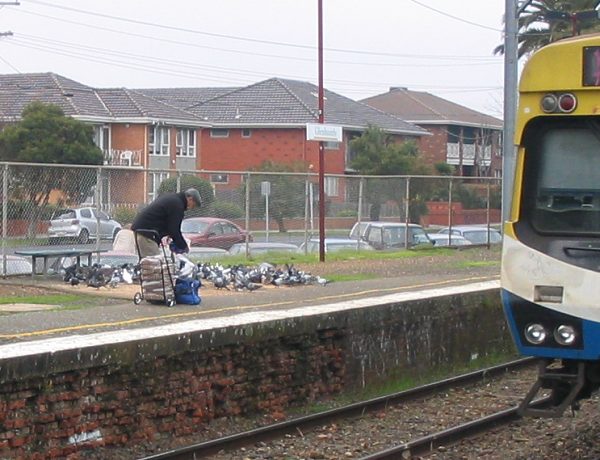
[181, 217, 251, 250]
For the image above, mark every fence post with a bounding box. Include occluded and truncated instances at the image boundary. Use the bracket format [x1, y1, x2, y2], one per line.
[2, 164, 7, 278]
[244, 172, 251, 258]
[404, 177, 410, 249]
[448, 179, 454, 244]
[304, 174, 310, 254]
[356, 177, 364, 250]
[176, 171, 182, 193]
[486, 180, 491, 248]
[95, 167, 103, 258]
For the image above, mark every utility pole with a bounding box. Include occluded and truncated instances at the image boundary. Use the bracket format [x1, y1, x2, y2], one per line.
[317, 0, 325, 262]
[502, 0, 518, 228]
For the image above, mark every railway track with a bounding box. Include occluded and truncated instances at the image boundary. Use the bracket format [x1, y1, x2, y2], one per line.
[140, 358, 537, 460]
[359, 397, 551, 459]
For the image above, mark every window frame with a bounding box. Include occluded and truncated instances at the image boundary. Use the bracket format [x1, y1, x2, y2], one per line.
[210, 128, 230, 138]
[176, 128, 196, 157]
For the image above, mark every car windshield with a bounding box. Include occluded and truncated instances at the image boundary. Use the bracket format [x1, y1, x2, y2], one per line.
[181, 220, 210, 233]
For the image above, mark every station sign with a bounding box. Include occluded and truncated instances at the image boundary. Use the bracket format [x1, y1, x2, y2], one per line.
[306, 123, 343, 142]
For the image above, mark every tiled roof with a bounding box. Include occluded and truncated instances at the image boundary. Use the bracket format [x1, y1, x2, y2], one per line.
[361, 88, 503, 129]
[135, 87, 238, 110]
[186, 78, 427, 135]
[0, 72, 110, 118]
[95, 88, 206, 123]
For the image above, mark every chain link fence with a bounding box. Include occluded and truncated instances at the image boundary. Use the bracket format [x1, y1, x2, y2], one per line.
[1, 162, 501, 275]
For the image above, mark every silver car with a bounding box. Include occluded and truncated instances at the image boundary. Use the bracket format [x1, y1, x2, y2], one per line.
[298, 238, 374, 253]
[437, 226, 502, 245]
[48, 207, 122, 244]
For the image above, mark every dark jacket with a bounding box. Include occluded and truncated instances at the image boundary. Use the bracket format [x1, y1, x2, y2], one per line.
[132, 192, 188, 250]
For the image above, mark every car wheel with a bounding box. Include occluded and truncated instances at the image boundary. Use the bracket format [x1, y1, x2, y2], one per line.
[78, 229, 89, 244]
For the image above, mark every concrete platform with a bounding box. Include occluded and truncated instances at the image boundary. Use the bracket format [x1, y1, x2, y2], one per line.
[0, 271, 499, 344]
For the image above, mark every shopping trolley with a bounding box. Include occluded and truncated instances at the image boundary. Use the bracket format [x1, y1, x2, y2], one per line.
[132, 229, 176, 307]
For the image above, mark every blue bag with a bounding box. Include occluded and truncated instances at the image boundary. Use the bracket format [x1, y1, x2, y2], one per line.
[175, 278, 201, 305]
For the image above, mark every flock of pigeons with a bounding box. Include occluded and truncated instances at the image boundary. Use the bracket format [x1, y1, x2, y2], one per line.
[62, 259, 329, 292]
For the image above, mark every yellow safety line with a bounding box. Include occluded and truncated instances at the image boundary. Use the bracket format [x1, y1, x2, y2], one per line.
[0, 275, 498, 340]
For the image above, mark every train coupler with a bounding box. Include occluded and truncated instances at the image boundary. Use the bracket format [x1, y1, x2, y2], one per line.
[517, 359, 585, 418]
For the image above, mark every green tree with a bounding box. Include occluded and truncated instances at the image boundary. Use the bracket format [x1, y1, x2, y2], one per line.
[0, 102, 104, 236]
[494, 0, 600, 58]
[349, 126, 432, 222]
[157, 174, 215, 216]
[243, 160, 308, 232]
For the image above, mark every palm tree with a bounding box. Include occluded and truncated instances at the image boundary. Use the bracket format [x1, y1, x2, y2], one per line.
[495, 0, 600, 58]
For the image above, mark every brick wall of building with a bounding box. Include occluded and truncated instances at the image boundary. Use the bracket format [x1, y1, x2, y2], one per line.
[418, 125, 448, 166]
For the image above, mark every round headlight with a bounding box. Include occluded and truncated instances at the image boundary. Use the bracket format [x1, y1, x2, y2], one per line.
[525, 323, 547, 345]
[554, 325, 576, 346]
[541, 94, 558, 113]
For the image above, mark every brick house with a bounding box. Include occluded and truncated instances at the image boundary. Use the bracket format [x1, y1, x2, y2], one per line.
[0, 73, 427, 204]
[361, 87, 503, 178]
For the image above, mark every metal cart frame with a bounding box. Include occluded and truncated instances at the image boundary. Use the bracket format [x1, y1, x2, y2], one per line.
[133, 229, 176, 307]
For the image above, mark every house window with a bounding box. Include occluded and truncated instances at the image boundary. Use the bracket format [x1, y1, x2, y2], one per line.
[345, 131, 361, 169]
[210, 128, 229, 138]
[176, 128, 196, 157]
[324, 141, 339, 150]
[93, 125, 110, 154]
[241, 128, 252, 138]
[210, 174, 229, 184]
[148, 172, 169, 201]
[325, 176, 339, 197]
[149, 126, 170, 155]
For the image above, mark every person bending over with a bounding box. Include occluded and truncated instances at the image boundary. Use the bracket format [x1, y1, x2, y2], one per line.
[132, 188, 202, 258]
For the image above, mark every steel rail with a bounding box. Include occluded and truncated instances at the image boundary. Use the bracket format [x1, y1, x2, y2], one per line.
[139, 357, 536, 460]
[358, 397, 552, 459]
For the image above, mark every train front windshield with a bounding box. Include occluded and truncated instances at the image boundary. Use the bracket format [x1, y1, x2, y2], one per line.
[524, 117, 600, 235]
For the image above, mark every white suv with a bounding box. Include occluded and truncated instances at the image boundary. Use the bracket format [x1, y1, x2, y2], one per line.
[351, 221, 432, 250]
[48, 207, 122, 244]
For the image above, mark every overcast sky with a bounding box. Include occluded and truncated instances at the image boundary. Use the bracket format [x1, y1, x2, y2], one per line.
[0, 0, 506, 117]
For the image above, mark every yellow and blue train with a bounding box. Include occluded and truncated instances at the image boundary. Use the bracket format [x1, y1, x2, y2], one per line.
[502, 33, 600, 416]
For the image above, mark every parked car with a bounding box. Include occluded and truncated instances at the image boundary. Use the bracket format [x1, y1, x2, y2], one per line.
[427, 233, 472, 247]
[187, 246, 228, 262]
[348, 221, 376, 239]
[0, 255, 33, 276]
[229, 242, 299, 256]
[437, 226, 502, 245]
[298, 238, 374, 253]
[48, 207, 122, 244]
[181, 217, 251, 250]
[55, 250, 139, 271]
[361, 222, 432, 250]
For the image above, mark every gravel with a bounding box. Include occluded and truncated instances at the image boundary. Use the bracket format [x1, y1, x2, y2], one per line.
[85, 365, 600, 459]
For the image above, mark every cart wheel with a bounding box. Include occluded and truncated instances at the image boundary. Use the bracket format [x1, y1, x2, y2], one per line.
[133, 292, 143, 305]
[166, 298, 175, 308]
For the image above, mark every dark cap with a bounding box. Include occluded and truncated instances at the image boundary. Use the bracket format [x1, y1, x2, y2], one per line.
[184, 188, 202, 207]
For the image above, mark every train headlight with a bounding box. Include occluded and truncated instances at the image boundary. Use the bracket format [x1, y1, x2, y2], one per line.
[541, 94, 558, 113]
[524, 323, 547, 345]
[554, 325, 576, 346]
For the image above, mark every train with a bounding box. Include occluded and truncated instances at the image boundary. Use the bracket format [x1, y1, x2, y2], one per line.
[501, 33, 600, 417]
